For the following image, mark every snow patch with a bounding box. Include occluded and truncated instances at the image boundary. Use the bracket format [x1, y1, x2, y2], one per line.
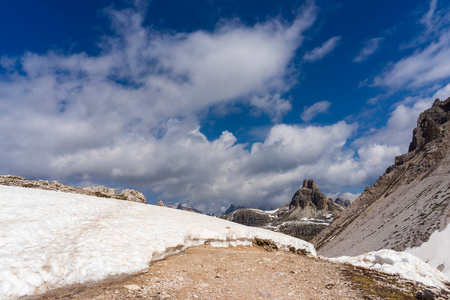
[406, 222, 450, 279]
[330, 249, 450, 290]
[0, 185, 315, 299]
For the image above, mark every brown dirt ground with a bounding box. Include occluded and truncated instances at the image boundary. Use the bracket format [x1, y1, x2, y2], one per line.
[25, 244, 447, 300]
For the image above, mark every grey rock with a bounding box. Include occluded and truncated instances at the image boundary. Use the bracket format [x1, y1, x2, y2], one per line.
[82, 186, 117, 196]
[334, 198, 351, 208]
[119, 189, 146, 204]
[415, 289, 436, 300]
[228, 209, 272, 227]
[312, 97, 450, 257]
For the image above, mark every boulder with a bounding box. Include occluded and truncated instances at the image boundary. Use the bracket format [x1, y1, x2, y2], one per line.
[119, 189, 146, 204]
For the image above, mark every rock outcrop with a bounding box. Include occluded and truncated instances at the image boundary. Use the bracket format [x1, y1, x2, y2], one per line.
[82, 186, 118, 196]
[334, 198, 351, 208]
[220, 179, 342, 241]
[312, 97, 450, 257]
[0, 175, 146, 204]
[119, 189, 146, 204]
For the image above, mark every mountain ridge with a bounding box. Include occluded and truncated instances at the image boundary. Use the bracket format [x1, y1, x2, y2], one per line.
[312, 97, 450, 261]
[221, 179, 344, 241]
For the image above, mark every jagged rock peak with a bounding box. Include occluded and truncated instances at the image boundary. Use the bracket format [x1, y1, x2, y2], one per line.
[289, 179, 339, 212]
[408, 97, 450, 152]
[302, 179, 318, 190]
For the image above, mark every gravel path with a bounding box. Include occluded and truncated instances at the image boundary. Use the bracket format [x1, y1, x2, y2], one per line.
[28, 245, 443, 300]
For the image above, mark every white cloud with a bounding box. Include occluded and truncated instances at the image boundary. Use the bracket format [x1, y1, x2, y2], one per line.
[327, 191, 360, 202]
[420, 0, 438, 33]
[351, 84, 450, 182]
[353, 37, 384, 63]
[354, 98, 433, 152]
[373, 31, 450, 89]
[301, 100, 331, 122]
[340, 192, 360, 202]
[2, 3, 447, 213]
[432, 82, 450, 100]
[250, 93, 292, 122]
[373, 2, 450, 89]
[303, 36, 341, 62]
[40, 120, 363, 212]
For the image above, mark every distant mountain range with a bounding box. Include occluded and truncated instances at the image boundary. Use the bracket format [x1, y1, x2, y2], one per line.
[218, 179, 346, 241]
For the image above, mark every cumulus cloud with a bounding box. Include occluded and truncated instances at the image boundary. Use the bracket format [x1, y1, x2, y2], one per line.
[303, 36, 341, 62]
[301, 100, 331, 122]
[46, 121, 363, 212]
[353, 37, 384, 63]
[0, 3, 334, 212]
[2, 2, 445, 213]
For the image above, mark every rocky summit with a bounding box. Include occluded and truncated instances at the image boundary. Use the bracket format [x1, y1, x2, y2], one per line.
[282, 179, 343, 220]
[220, 179, 343, 241]
[312, 97, 450, 257]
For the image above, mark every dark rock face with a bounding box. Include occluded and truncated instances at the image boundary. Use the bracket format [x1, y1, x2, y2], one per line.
[276, 221, 328, 241]
[312, 97, 450, 257]
[230, 209, 272, 227]
[221, 179, 342, 241]
[224, 204, 246, 215]
[409, 99, 450, 152]
[334, 198, 351, 208]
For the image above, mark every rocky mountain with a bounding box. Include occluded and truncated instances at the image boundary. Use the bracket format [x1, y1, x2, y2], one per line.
[160, 201, 203, 214]
[220, 179, 343, 241]
[224, 204, 246, 214]
[0, 175, 146, 203]
[312, 97, 450, 258]
[335, 197, 351, 208]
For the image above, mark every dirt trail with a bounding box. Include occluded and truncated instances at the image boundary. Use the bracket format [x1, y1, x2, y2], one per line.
[27, 245, 442, 300]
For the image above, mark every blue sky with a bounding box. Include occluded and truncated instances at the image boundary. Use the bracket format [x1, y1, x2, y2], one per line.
[1, 0, 449, 213]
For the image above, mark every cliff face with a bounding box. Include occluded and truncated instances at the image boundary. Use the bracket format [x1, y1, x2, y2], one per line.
[312, 97, 450, 257]
[221, 179, 343, 241]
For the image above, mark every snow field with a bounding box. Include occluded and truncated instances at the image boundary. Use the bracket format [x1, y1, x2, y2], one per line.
[406, 223, 450, 279]
[329, 249, 450, 290]
[0, 185, 315, 299]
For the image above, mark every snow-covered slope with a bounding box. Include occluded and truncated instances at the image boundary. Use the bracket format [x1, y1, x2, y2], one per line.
[406, 223, 450, 278]
[330, 249, 450, 290]
[0, 185, 315, 299]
